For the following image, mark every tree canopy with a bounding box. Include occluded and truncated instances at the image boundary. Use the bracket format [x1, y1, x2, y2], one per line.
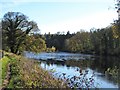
[2, 12, 42, 54]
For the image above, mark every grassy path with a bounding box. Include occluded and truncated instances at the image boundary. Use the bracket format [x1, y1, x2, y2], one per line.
[0, 55, 10, 89]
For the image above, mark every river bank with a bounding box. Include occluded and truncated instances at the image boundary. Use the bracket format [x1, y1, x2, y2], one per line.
[0, 51, 67, 89]
[1, 51, 119, 89]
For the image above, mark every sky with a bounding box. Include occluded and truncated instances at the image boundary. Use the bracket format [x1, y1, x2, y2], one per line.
[0, 0, 118, 34]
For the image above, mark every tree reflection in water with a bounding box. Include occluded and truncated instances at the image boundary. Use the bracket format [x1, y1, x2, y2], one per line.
[40, 56, 120, 88]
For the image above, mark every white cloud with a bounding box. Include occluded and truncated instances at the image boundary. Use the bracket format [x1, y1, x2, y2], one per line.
[39, 10, 118, 34]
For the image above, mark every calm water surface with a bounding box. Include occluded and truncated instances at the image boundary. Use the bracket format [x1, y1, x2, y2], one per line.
[24, 52, 119, 88]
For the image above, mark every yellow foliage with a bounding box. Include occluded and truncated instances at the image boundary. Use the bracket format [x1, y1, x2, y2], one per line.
[112, 25, 119, 39]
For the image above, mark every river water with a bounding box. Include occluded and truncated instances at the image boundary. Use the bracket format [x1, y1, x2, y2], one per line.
[24, 52, 119, 88]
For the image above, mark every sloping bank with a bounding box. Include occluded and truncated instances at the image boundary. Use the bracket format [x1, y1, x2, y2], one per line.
[1, 51, 67, 89]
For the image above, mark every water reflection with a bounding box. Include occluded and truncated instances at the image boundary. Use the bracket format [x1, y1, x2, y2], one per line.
[40, 61, 118, 88]
[24, 52, 119, 88]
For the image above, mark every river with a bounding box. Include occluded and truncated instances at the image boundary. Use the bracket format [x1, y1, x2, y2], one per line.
[24, 51, 119, 88]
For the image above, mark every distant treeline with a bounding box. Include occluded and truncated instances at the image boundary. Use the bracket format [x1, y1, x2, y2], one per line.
[2, 12, 120, 56]
[43, 20, 120, 56]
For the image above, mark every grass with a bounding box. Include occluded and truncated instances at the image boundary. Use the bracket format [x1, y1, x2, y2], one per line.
[0, 56, 10, 84]
[0, 51, 67, 88]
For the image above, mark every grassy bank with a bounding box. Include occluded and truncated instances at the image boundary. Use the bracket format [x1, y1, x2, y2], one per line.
[0, 56, 10, 83]
[1, 51, 67, 88]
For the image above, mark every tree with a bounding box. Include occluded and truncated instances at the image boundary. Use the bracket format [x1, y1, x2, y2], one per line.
[64, 31, 93, 53]
[2, 12, 39, 54]
[22, 35, 46, 53]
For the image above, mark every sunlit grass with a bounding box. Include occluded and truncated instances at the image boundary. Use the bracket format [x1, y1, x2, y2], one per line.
[0, 56, 10, 84]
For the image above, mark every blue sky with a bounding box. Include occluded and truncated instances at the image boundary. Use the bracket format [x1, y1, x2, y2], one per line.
[0, 0, 118, 34]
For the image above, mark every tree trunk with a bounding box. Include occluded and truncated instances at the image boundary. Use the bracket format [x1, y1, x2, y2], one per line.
[10, 46, 15, 53]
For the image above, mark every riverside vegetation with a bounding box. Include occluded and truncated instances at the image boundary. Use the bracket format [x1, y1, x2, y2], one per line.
[0, 51, 67, 88]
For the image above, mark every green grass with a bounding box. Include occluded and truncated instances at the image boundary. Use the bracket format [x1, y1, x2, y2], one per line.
[7, 57, 21, 88]
[0, 56, 10, 83]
